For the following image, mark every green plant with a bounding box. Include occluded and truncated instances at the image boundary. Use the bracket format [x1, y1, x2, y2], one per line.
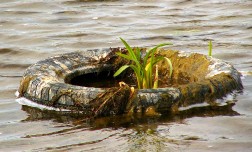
[208, 40, 212, 56]
[113, 38, 173, 89]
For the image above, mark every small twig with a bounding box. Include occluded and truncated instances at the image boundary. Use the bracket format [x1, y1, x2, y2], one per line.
[0, 74, 22, 78]
[94, 87, 124, 117]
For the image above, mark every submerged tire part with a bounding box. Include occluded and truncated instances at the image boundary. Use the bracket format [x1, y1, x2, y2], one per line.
[18, 48, 243, 117]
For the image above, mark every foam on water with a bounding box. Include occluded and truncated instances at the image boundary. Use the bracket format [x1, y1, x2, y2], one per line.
[15, 91, 70, 112]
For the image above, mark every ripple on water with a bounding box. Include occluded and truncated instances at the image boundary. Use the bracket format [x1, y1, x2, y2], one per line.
[0, 0, 252, 151]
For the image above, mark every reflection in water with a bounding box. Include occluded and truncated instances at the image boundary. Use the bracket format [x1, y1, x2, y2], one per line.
[21, 93, 239, 151]
[22, 94, 239, 129]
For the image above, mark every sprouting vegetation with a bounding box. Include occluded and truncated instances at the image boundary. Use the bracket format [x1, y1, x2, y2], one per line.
[113, 38, 173, 89]
[208, 40, 212, 57]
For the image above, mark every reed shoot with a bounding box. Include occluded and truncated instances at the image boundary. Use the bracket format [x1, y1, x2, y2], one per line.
[113, 38, 173, 89]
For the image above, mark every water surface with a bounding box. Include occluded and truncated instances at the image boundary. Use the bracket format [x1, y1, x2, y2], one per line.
[0, 0, 252, 151]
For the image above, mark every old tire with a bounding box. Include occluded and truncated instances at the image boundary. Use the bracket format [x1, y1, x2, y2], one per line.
[17, 48, 243, 117]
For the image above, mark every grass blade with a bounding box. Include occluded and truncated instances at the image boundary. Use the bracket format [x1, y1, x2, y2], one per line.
[120, 37, 141, 68]
[153, 65, 159, 89]
[136, 47, 141, 61]
[143, 43, 172, 67]
[116, 52, 134, 61]
[120, 38, 137, 61]
[113, 65, 129, 77]
[208, 40, 212, 57]
[129, 64, 142, 89]
[163, 57, 173, 77]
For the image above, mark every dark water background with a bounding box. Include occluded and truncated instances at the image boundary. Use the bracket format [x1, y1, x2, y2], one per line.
[0, 0, 251, 151]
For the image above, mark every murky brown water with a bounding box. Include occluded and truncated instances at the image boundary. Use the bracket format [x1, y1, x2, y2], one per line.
[0, 0, 252, 151]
